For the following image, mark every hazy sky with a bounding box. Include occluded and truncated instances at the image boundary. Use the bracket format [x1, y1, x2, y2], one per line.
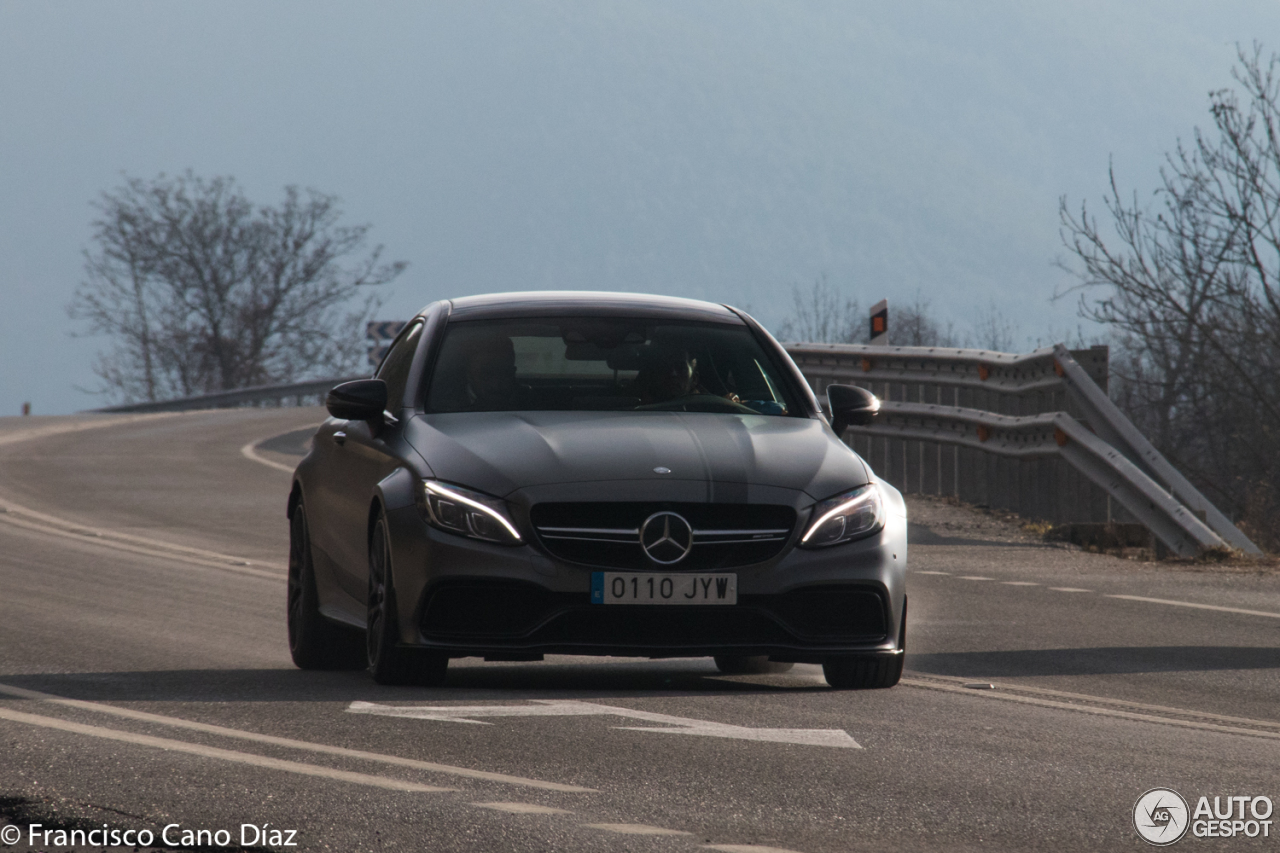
[3, 1, 1279, 413]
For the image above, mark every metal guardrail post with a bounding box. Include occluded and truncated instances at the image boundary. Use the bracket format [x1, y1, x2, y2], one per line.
[1050, 345, 1260, 555]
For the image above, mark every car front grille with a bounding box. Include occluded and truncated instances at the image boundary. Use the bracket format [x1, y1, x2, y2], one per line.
[529, 502, 796, 569]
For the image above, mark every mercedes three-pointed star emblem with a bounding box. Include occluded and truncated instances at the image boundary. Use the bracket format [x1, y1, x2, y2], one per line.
[639, 511, 694, 565]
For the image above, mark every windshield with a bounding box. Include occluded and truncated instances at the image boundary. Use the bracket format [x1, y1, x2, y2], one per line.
[424, 318, 798, 416]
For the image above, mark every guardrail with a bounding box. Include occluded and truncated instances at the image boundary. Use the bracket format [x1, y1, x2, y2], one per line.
[88, 340, 1259, 557]
[91, 376, 365, 414]
[786, 342, 1259, 557]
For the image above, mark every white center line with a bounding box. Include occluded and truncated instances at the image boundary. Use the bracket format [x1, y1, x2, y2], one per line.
[1001, 581, 1039, 586]
[705, 846, 810, 853]
[958, 576, 994, 581]
[1049, 587, 1092, 593]
[914, 571, 950, 575]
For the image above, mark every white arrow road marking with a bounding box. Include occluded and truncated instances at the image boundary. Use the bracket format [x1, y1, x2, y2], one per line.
[347, 700, 861, 749]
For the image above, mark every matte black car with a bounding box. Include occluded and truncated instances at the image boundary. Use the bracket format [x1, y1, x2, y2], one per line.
[286, 292, 907, 689]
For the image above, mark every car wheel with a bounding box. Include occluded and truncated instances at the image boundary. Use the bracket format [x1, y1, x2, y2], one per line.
[823, 597, 906, 689]
[287, 499, 364, 670]
[367, 512, 448, 686]
[713, 656, 794, 675]
[821, 654, 903, 689]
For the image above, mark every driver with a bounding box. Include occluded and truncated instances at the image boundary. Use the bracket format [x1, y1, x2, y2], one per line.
[634, 345, 698, 405]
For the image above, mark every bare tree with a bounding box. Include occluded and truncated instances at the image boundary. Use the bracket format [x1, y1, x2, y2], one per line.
[775, 277, 862, 343]
[1059, 43, 1280, 550]
[71, 172, 405, 402]
[894, 291, 962, 347]
[966, 301, 1016, 352]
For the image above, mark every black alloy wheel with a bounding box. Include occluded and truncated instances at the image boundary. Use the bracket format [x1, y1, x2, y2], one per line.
[366, 512, 448, 686]
[287, 499, 364, 670]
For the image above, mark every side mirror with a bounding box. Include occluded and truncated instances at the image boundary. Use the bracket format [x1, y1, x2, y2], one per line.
[327, 379, 388, 422]
[827, 384, 880, 435]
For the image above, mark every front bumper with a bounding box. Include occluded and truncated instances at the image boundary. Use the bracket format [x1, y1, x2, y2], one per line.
[382, 490, 907, 661]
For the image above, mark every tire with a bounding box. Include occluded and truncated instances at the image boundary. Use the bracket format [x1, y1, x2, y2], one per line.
[713, 656, 795, 675]
[823, 597, 906, 690]
[287, 499, 365, 670]
[366, 512, 448, 686]
[822, 654, 903, 689]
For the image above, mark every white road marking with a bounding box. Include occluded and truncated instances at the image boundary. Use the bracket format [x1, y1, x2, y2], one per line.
[584, 824, 691, 836]
[348, 700, 861, 749]
[705, 846, 809, 853]
[0, 706, 450, 793]
[1001, 581, 1039, 586]
[958, 576, 994, 581]
[0, 497, 284, 576]
[1049, 587, 1091, 593]
[473, 802, 571, 815]
[914, 570, 950, 575]
[240, 436, 304, 473]
[0, 682, 592, 793]
[0, 413, 179, 448]
[902, 675, 1280, 741]
[1106, 594, 1280, 620]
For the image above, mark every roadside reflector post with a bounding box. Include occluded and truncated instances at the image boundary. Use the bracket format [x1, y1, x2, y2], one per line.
[869, 300, 888, 346]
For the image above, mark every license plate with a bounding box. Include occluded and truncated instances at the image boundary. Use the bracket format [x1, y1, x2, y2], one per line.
[591, 572, 737, 605]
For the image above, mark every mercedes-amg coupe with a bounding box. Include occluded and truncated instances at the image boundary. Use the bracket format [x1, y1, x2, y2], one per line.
[286, 292, 906, 689]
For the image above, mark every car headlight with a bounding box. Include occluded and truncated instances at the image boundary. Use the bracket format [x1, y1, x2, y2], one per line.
[799, 484, 884, 548]
[417, 480, 524, 546]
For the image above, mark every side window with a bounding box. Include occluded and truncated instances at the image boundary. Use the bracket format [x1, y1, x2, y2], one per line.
[377, 322, 423, 411]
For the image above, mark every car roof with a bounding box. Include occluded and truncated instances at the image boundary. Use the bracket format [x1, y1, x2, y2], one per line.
[438, 291, 744, 323]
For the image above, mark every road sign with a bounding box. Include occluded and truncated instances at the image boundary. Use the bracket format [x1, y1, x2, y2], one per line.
[366, 321, 406, 342]
[869, 299, 888, 345]
[347, 699, 860, 748]
[365, 321, 406, 367]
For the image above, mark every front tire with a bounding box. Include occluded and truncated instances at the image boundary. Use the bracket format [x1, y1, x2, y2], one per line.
[287, 499, 364, 670]
[823, 597, 906, 689]
[822, 654, 903, 689]
[367, 512, 448, 686]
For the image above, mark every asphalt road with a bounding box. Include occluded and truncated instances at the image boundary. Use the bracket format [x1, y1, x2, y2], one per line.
[1, 409, 1278, 852]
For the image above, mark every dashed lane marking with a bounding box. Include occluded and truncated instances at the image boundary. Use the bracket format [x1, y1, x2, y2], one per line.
[584, 824, 692, 836]
[920, 572, 1280, 621]
[0, 682, 593, 793]
[0, 706, 451, 793]
[1106, 594, 1280, 620]
[473, 803, 572, 815]
[704, 846, 810, 853]
[902, 673, 1280, 741]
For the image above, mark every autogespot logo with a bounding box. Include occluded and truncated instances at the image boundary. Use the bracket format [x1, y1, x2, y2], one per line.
[1134, 788, 1191, 846]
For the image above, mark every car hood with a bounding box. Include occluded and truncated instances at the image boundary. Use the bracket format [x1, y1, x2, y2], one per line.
[404, 411, 868, 501]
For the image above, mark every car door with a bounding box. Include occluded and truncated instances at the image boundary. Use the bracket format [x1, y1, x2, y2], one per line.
[323, 321, 424, 600]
